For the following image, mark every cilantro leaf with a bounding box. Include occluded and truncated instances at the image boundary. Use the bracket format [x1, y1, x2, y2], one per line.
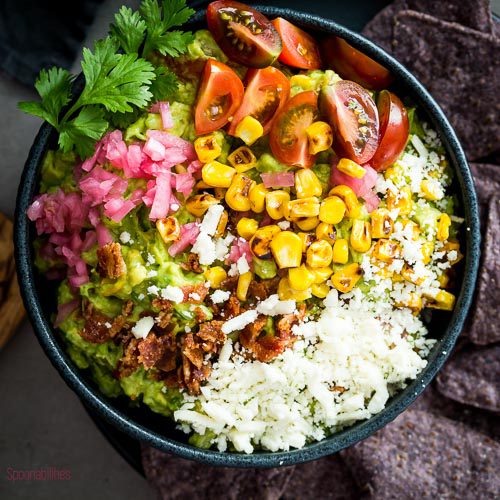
[153, 30, 195, 57]
[110, 6, 147, 54]
[150, 66, 179, 102]
[162, 0, 195, 30]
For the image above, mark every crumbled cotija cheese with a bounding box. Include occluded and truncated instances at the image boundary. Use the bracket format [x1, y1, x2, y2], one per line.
[131, 317, 155, 339]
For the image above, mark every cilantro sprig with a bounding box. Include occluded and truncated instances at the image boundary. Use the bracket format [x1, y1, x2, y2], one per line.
[19, 0, 194, 159]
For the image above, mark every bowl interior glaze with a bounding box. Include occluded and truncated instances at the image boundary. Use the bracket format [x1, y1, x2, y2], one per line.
[14, 6, 480, 468]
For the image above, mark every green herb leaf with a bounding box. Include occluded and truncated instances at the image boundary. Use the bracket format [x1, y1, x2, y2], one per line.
[150, 66, 179, 102]
[110, 6, 147, 54]
[153, 31, 195, 57]
[162, 0, 195, 30]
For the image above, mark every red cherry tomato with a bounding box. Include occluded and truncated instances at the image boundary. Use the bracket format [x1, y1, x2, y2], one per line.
[321, 37, 393, 90]
[371, 91, 409, 171]
[272, 17, 322, 70]
[270, 91, 318, 168]
[320, 80, 379, 164]
[228, 67, 290, 136]
[206, 1, 282, 68]
[194, 59, 244, 135]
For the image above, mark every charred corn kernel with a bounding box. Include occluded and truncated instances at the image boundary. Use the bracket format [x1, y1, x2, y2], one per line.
[437, 213, 451, 241]
[236, 217, 259, 240]
[420, 179, 443, 201]
[350, 220, 372, 253]
[331, 263, 362, 293]
[319, 196, 346, 224]
[270, 231, 303, 269]
[372, 239, 402, 263]
[337, 158, 366, 179]
[421, 241, 434, 264]
[237, 271, 253, 301]
[249, 183, 267, 213]
[401, 219, 420, 240]
[310, 266, 333, 284]
[156, 216, 180, 243]
[298, 232, 315, 253]
[311, 282, 330, 298]
[214, 187, 227, 200]
[306, 240, 333, 268]
[425, 290, 456, 311]
[396, 292, 422, 314]
[186, 193, 219, 217]
[215, 210, 228, 238]
[227, 146, 257, 173]
[401, 264, 425, 285]
[266, 190, 290, 220]
[438, 273, 450, 288]
[234, 116, 264, 145]
[290, 74, 312, 87]
[332, 238, 349, 264]
[225, 174, 254, 211]
[288, 264, 316, 291]
[387, 186, 412, 215]
[250, 225, 281, 260]
[329, 185, 360, 218]
[295, 168, 322, 198]
[370, 208, 393, 238]
[442, 240, 463, 264]
[316, 222, 336, 244]
[296, 216, 319, 231]
[375, 265, 393, 279]
[305, 121, 333, 154]
[288, 197, 320, 218]
[194, 180, 212, 190]
[194, 135, 222, 163]
[204, 266, 227, 289]
[278, 277, 312, 301]
[202, 161, 236, 188]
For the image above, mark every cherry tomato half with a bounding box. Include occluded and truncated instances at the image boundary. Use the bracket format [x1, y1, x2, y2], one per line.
[207, 1, 282, 68]
[321, 37, 393, 90]
[270, 91, 318, 168]
[370, 91, 409, 171]
[320, 80, 379, 164]
[195, 59, 244, 135]
[272, 17, 322, 70]
[229, 66, 291, 136]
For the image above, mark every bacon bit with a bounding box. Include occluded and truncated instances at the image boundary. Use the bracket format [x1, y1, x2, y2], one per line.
[181, 283, 209, 303]
[97, 242, 126, 279]
[248, 277, 281, 301]
[276, 303, 306, 341]
[152, 298, 174, 311]
[181, 333, 204, 370]
[224, 295, 241, 319]
[156, 310, 173, 330]
[80, 302, 112, 344]
[138, 333, 173, 370]
[193, 307, 208, 322]
[180, 354, 211, 395]
[197, 320, 225, 344]
[220, 275, 238, 291]
[117, 338, 140, 378]
[180, 253, 204, 274]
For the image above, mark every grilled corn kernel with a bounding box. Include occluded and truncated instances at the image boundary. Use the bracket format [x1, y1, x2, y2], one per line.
[387, 186, 412, 215]
[372, 239, 402, 263]
[266, 190, 290, 220]
[420, 179, 443, 201]
[316, 222, 336, 244]
[396, 292, 422, 314]
[310, 266, 333, 284]
[202, 161, 236, 188]
[237, 271, 253, 301]
[311, 282, 330, 298]
[225, 174, 254, 211]
[250, 225, 281, 260]
[288, 264, 316, 291]
[442, 240, 463, 264]
[401, 219, 421, 240]
[194, 135, 222, 163]
[350, 220, 372, 253]
[295, 216, 319, 231]
[249, 183, 267, 213]
[329, 185, 360, 218]
[227, 146, 257, 173]
[319, 196, 346, 224]
[332, 238, 349, 264]
[298, 232, 315, 253]
[204, 266, 227, 289]
[421, 241, 434, 264]
[295, 168, 322, 198]
[437, 213, 451, 241]
[305, 121, 333, 154]
[270, 231, 303, 269]
[306, 240, 333, 268]
[278, 277, 312, 301]
[438, 272, 450, 288]
[186, 193, 219, 217]
[401, 264, 425, 285]
[425, 290, 456, 311]
[236, 217, 259, 240]
[156, 216, 180, 243]
[214, 187, 226, 200]
[288, 197, 320, 218]
[337, 158, 366, 179]
[215, 210, 228, 238]
[370, 208, 394, 238]
[234, 116, 264, 145]
[331, 263, 362, 293]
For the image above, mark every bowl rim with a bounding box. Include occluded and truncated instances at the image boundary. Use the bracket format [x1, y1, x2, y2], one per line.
[14, 5, 480, 468]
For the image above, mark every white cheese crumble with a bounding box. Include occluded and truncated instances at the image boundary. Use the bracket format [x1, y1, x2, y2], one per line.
[160, 285, 184, 303]
[200, 204, 224, 236]
[119, 231, 131, 244]
[256, 295, 296, 316]
[131, 316, 155, 339]
[236, 255, 250, 275]
[211, 290, 231, 304]
[221, 310, 259, 334]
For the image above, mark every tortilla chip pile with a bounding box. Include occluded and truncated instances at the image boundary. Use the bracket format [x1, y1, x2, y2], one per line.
[141, 2, 499, 497]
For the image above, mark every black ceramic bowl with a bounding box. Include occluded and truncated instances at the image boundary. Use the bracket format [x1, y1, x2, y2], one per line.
[15, 6, 480, 468]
